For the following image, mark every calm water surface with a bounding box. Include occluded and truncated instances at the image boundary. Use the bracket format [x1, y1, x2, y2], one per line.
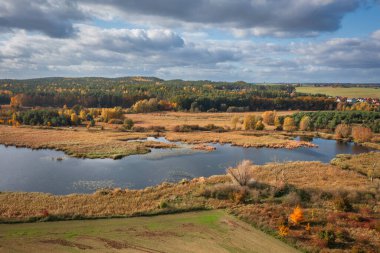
[0, 137, 374, 194]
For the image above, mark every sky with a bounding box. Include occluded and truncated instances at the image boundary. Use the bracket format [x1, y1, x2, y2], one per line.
[0, 0, 379, 82]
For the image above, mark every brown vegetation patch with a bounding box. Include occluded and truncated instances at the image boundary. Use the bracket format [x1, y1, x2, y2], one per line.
[127, 111, 293, 130]
[331, 152, 380, 178]
[40, 239, 93, 250]
[250, 161, 371, 191]
[166, 131, 316, 149]
[98, 237, 165, 252]
[0, 175, 233, 222]
[0, 125, 164, 159]
[191, 144, 216, 151]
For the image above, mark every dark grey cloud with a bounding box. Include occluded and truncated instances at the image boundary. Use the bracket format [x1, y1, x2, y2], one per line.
[0, 0, 377, 38]
[81, 0, 374, 37]
[0, 0, 86, 37]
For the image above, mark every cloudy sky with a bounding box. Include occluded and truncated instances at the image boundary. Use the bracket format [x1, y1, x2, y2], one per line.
[0, 0, 379, 82]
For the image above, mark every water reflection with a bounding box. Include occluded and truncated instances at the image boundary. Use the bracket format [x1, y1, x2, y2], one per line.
[0, 137, 375, 194]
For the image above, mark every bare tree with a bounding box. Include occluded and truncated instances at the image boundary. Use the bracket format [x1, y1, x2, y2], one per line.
[227, 160, 253, 186]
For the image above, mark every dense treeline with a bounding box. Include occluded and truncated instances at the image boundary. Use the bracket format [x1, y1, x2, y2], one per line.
[16, 110, 75, 126]
[283, 111, 380, 133]
[0, 77, 336, 111]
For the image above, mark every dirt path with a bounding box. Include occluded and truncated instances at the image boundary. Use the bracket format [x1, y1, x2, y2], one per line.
[0, 210, 299, 253]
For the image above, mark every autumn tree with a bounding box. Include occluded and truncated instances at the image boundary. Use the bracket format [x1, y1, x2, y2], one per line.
[123, 118, 134, 130]
[101, 107, 124, 122]
[299, 116, 311, 131]
[255, 120, 265, 130]
[243, 115, 258, 130]
[289, 205, 303, 225]
[70, 113, 79, 126]
[278, 225, 289, 237]
[283, 117, 297, 132]
[131, 98, 159, 113]
[334, 124, 351, 138]
[231, 115, 240, 130]
[261, 111, 276, 125]
[79, 109, 88, 121]
[352, 126, 373, 142]
[10, 94, 25, 108]
[351, 102, 372, 111]
[274, 116, 282, 130]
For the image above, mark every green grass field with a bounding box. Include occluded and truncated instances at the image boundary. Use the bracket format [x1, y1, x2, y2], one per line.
[0, 210, 299, 253]
[296, 86, 380, 98]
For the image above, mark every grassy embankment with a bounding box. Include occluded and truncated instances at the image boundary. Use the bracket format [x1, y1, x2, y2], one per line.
[0, 153, 379, 252]
[0, 210, 299, 253]
[296, 86, 380, 98]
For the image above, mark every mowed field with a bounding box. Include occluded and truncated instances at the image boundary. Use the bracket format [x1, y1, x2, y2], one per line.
[0, 210, 299, 253]
[296, 86, 380, 98]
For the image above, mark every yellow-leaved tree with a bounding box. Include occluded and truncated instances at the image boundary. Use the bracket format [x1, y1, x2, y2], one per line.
[283, 117, 297, 132]
[289, 205, 303, 225]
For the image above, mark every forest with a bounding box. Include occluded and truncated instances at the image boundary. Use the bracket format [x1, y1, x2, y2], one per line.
[284, 111, 380, 133]
[0, 77, 336, 111]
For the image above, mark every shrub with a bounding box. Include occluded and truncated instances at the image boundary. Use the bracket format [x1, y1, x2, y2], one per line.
[227, 160, 253, 186]
[335, 124, 351, 138]
[274, 116, 283, 130]
[108, 118, 123, 124]
[283, 117, 297, 132]
[232, 188, 249, 204]
[318, 228, 336, 247]
[352, 126, 373, 142]
[255, 120, 265, 130]
[201, 183, 242, 200]
[333, 195, 353, 212]
[132, 126, 147, 132]
[299, 116, 311, 131]
[262, 111, 276, 125]
[101, 107, 124, 122]
[123, 118, 134, 129]
[204, 124, 226, 132]
[231, 115, 240, 130]
[131, 98, 159, 113]
[173, 124, 202, 132]
[283, 192, 301, 206]
[289, 206, 303, 225]
[243, 115, 258, 130]
[278, 225, 289, 237]
[148, 126, 166, 132]
[159, 200, 168, 209]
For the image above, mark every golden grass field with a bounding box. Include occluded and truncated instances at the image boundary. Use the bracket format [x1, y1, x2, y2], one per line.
[0, 125, 175, 159]
[296, 86, 380, 98]
[127, 111, 294, 129]
[165, 131, 316, 149]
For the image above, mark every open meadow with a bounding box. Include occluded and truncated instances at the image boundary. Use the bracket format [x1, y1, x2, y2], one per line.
[0, 210, 299, 253]
[296, 86, 380, 98]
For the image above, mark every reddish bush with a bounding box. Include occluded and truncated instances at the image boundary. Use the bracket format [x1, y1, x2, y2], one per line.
[351, 126, 373, 142]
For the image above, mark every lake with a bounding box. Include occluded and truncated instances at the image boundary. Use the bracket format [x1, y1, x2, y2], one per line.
[0, 137, 374, 194]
